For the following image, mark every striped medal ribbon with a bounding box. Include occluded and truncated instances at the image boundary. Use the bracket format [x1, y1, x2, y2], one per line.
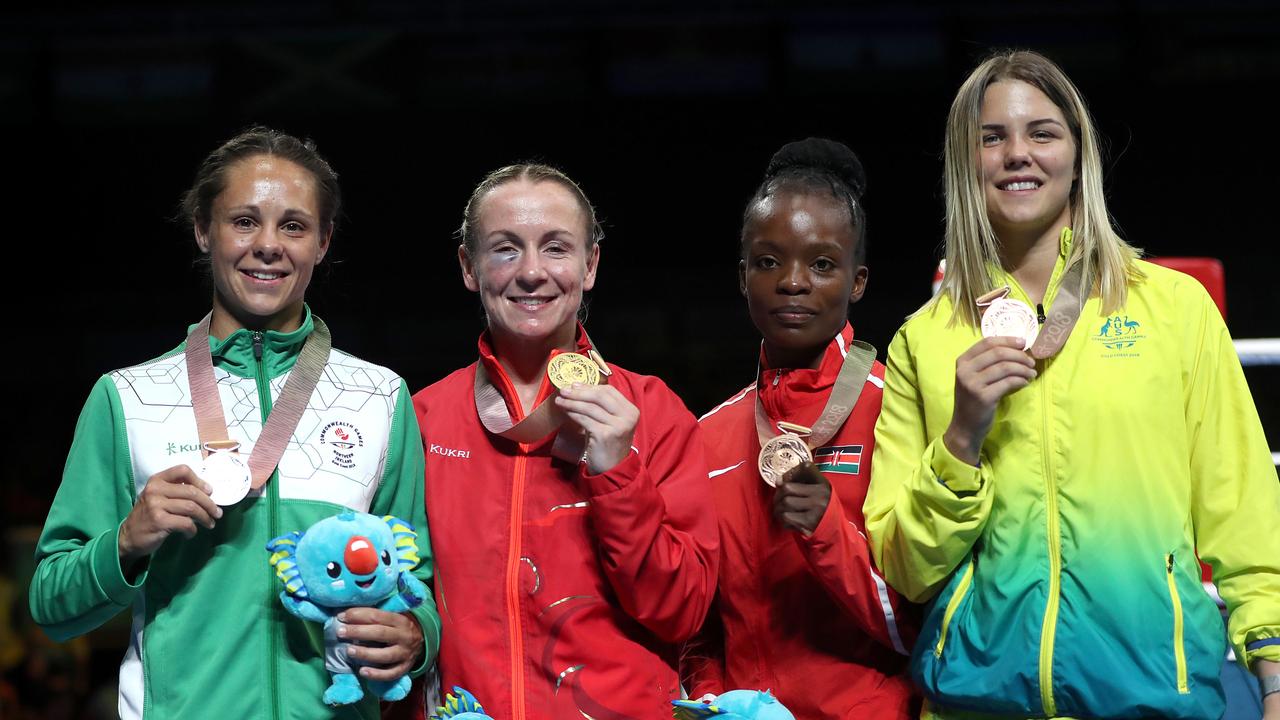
[754, 339, 876, 487]
[184, 313, 332, 505]
[473, 338, 610, 464]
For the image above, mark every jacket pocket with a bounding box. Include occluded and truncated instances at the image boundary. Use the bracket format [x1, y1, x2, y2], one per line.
[935, 559, 975, 658]
[1164, 552, 1190, 694]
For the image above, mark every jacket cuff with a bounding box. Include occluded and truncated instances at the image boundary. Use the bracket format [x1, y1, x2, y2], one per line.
[928, 439, 985, 496]
[95, 521, 147, 607]
[801, 488, 848, 549]
[406, 603, 442, 678]
[1244, 635, 1280, 667]
[578, 449, 641, 497]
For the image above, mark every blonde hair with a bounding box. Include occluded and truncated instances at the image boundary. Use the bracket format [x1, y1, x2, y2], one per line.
[929, 49, 1140, 326]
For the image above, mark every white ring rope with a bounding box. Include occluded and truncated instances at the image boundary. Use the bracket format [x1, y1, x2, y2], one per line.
[1236, 338, 1280, 367]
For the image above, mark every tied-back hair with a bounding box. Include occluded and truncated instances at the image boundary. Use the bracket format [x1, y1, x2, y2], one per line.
[181, 126, 341, 237]
[459, 163, 603, 258]
[743, 137, 869, 266]
[930, 49, 1141, 327]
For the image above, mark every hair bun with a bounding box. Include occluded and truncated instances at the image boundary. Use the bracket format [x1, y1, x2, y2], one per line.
[766, 137, 866, 199]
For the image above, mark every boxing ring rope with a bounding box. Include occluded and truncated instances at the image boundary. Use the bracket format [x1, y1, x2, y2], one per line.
[1236, 338, 1280, 368]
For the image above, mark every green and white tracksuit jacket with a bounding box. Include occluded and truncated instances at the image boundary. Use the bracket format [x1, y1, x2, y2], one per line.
[30, 310, 441, 720]
[865, 238, 1280, 719]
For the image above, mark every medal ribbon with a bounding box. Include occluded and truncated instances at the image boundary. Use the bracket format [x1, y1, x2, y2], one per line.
[1029, 257, 1088, 359]
[472, 335, 609, 463]
[753, 339, 877, 452]
[185, 313, 332, 490]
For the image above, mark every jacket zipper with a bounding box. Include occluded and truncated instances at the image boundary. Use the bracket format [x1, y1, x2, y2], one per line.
[507, 450, 529, 719]
[934, 559, 974, 657]
[252, 332, 283, 720]
[1036, 355, 1062, 716]
[1166, 553, 1190, 694]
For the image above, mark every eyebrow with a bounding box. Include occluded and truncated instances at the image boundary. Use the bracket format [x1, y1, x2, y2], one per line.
[748, 239, 847, 255]
[981, 118, 1067, 131]
[484, 229, 579, 243]
[225, 204, 316, 220]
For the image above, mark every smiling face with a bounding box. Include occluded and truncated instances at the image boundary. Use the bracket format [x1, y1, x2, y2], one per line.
[459, 178, 599, 352]
[978, 79, 1078, 242]
[740, 189, 866, 370]
[195, 154, 330, 337]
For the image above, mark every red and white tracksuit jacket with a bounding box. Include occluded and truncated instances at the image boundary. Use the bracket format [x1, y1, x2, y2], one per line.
[684, 324, 919, 719]
[412, 330, 719, 720]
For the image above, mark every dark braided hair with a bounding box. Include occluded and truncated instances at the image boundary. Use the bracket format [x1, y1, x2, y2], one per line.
[741, 137, 868, 265]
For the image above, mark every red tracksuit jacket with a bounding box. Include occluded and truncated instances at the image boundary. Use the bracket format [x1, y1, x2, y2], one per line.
[684, 324, 918, 719]
[412, 330, 719, 720]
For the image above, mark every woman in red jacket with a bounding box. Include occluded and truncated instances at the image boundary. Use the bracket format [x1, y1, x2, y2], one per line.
[685, 138, 918, 718]
[412, 163, 719, 719]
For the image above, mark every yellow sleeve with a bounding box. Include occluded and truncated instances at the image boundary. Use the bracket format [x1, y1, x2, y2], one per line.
[864, 324, 996, 603]
[1181, 281, 1280, 668]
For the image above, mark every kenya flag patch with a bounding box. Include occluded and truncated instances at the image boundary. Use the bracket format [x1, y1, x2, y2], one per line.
[813, 445, 863, 475]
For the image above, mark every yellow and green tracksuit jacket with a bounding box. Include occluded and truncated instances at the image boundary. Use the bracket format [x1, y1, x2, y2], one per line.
[865, 235, 1280, 719]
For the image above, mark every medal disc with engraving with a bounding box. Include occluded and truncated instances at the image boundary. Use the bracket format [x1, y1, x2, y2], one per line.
[202, 450, 251, 506]
[757, 433, 813, 488]
[981, 297, 1040, 350]
[547, 352, 601, 390]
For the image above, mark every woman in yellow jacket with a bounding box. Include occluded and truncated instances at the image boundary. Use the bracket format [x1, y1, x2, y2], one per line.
[864, 49, 1280, 719]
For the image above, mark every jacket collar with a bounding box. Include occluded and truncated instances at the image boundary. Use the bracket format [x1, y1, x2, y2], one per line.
[476, 324, 594, 422]
[193, 305, 316, 380]
[757, 322, 855, 425]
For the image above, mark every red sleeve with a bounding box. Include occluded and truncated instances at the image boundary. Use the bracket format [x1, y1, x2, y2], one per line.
[680, 593, 727, 700]
[577, 377, 720, 643]
[793, 482, 918, 655]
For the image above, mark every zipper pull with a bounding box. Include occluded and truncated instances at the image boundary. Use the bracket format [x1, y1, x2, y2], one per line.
[1166, 552, 1175, 573]
[772, 371, 780, 387]
[252, 332, 264, 361]
[1036, 303, 1046, 325]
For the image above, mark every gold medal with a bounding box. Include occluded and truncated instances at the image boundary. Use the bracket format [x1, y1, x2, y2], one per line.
[980, 297, 1040, 350]
[757, 433, 813, 488]
[547, 352, 601, 390]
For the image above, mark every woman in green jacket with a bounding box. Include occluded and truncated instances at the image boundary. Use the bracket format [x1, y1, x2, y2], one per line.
[29, 128, 440, 719]
[864, 50, 1280, 719]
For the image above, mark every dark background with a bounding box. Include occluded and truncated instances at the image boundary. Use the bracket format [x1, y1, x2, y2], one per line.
[1, 2, 1278, 712]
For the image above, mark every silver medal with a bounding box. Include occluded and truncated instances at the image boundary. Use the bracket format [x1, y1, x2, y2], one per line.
[202, 445, 251, 506]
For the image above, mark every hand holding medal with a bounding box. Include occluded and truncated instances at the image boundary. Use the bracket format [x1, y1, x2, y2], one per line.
[118, 464, 223, 569]
[772, 460, 832, 536]
[944, 297, 1039, 465]
[550, 351, 639, 476]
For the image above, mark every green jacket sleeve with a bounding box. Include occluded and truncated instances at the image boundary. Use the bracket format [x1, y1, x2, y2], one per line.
[369, 381, 440, 677]
[1179, 282, 1280, 668]
[864, 324, 996, 603]
[30, 375, 146, 642]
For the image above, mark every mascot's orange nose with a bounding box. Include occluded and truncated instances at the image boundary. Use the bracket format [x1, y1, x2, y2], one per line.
[344, 536, 379, 575]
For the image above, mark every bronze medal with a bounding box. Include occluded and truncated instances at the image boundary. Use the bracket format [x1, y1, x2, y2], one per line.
[981, 296, 1040, 350]
[757, 433, 813, 488]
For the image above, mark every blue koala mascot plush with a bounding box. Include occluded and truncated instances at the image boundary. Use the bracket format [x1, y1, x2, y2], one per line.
[671, 689, 796, 720]
[267, 510, 428, 706]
